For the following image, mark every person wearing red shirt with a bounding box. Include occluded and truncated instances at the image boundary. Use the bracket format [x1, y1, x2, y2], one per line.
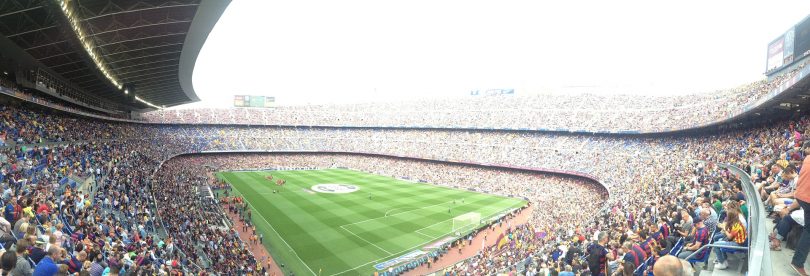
[787, 143, 810, 276]
[36, 202, 49, 216]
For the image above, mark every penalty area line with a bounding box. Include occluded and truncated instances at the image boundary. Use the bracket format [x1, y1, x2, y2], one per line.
[339, 225, 393, 255]
[330, 201, 482, 275]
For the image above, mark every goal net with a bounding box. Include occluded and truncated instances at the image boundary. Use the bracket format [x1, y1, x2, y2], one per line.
[451, 212, 481, 234]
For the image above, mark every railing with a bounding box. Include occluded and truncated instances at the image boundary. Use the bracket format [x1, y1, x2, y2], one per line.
[685, 244, 749, 260]
[719, 163, 771, 276]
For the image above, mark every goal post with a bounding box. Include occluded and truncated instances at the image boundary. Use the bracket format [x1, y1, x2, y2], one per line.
[451, 212, 481, 234]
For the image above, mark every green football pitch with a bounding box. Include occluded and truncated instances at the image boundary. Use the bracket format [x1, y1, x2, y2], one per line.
[217, 168, 527, 276]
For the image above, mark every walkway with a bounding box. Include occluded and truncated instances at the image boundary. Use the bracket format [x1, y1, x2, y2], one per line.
[766, 218, 810, 276]
[223, 203, 286, 276]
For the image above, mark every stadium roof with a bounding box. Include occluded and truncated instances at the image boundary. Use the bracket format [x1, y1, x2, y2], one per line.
[0, 0, 229, 110]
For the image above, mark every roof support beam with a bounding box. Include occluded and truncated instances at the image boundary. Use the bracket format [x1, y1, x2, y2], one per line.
[57, 66, 91, 75]
[0, 6, 41, 18]
[113, 58, 178, 71]
[94, 32, 186, 48]
[88, 20, 192, 37]
[119, 64, 177, 76]
[108, 51, 182, 64]
[122, 68, 177, 80]
[136, 80, 177, 90]
[81, 4, 199, 21]
[39, 51, 75, 60]
[51, 60, 85, 69]
[8, 26, 56, 38]
[124, 72, 177, 83]
[139, 83, 179, 92]
[25, 40, 66, 51]
[105, 42, 183, 57]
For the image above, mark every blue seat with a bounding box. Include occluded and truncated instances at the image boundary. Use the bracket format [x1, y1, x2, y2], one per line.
[687, 247, 711, 264]
[669, 238, 684, 256]
[633, 256, 654, 276]
[719, 238, 748, 255]
[633, 261, 647, 276]
[644, 257, 655, 276]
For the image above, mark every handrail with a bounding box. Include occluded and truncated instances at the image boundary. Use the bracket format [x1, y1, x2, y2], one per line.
[685, 244, 748, 260]
[718, 163, 770, 276]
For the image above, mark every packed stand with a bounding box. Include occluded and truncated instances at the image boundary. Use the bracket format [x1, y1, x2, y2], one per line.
[5, 89, 810, 274]
[0, 139, 208, 275]
[159, 153, 605, 275]
[152, 159, 258, 275]
[142, 61, 808, 132]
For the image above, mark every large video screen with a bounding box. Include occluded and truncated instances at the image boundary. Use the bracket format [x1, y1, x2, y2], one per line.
[767, 36, 785, 71]
[795, 16, 810, 59]
[234, 95, 275, 108]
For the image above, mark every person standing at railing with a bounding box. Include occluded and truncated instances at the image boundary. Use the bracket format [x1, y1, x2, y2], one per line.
[788, 142, 810, 276]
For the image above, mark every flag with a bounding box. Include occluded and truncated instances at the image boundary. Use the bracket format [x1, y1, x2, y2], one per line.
[496, 233, 507, 250]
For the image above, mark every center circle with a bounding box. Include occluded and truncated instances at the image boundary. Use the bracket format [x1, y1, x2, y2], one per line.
[311, 184, 360, 194]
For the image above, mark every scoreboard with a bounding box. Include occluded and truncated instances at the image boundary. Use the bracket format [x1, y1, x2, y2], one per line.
[767, 14, 810, 72]
[234, 95, 275, 108]
[767, 28, 794, 71]
[795, 16, 810, 62]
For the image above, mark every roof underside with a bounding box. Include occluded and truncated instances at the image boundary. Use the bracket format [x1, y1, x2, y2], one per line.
[0, 0, 221, 109]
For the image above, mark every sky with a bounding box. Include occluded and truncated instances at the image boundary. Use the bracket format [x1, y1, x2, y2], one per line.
[185, 0, 810, 108]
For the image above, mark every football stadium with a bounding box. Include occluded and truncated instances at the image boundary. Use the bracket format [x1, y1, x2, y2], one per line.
[1, 0, 810, 276]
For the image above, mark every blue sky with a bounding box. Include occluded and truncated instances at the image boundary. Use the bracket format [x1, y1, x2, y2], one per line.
[186, 0, 810, 107]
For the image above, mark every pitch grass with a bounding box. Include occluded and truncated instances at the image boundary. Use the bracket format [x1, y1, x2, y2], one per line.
[217, 168, 527, 276]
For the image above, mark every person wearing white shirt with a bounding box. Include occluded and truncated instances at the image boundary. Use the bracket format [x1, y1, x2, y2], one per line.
[0, 216, 12, 244]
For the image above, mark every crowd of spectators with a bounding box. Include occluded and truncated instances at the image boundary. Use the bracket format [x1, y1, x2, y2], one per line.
[0, 74, 136, 123]
[0, 137, 210, 275]
[0, 105, 142, 145]
[141, 61, 808, 133]
[1, 72, 810, 275]
[152, 158, 258, 275]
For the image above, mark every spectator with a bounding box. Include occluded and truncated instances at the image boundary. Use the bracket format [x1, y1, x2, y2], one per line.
[0, 216, 13, 245]
[789, 143, 810, 276]
[12, 239, 32, 276]
[1, 251, 16, 276]
[587, 232, 612, 276]
[559, 265, 575, 276]
[32, 246, 60, 276]
[712, 206, 747, 269]
[87, 255, 104, 276]
[652, 255, 684, 276]
[676, 219, 709, 261]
